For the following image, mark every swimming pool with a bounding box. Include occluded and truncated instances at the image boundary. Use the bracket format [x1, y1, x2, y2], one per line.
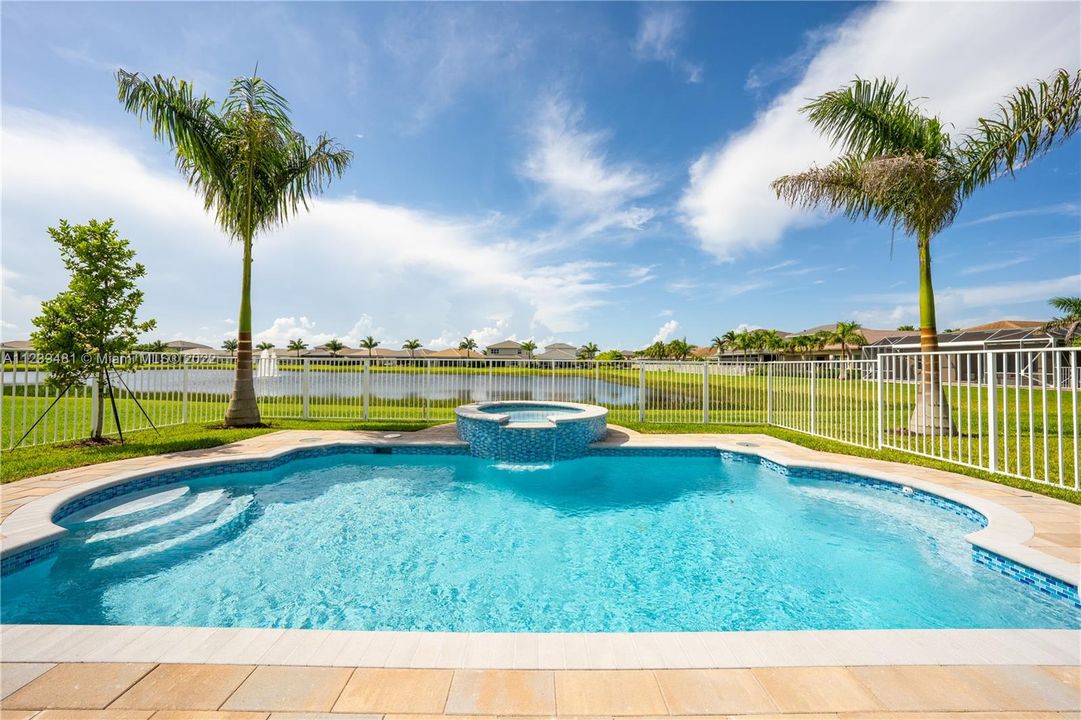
[2, 447, 1077, 632]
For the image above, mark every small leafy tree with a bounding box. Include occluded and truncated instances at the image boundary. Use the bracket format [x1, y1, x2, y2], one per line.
[31, 219, 156, 441]
[324, 338, 344, 357]
[359, 335, 379, 357]
[221, 338, 239, 356]
[897, 324, 916, 331]
[402, 339, 422, 358]
[287, 338, 307, 358]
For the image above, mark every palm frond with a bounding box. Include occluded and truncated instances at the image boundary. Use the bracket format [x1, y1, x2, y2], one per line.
[116, 69, 229, 197]
[958, 69, 1081, 196]
[803, 77, 949, 158]
[276, 133, 353, 221]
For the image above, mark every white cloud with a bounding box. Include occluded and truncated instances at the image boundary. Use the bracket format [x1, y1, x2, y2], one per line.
[852, 274, 1081, 327]
[958, 257, 1028, 276]
[652, 319, 679, 343]
[522, 96, 657, 238]
[633, 5, 701, 83]
[0, 108, 644, 345]
[0, 266, 42, 339]
[958, 202, 1080, 227]
[679, 2, 1081, 261]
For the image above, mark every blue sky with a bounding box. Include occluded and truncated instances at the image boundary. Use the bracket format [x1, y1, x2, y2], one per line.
[2, 1, 1079, 351]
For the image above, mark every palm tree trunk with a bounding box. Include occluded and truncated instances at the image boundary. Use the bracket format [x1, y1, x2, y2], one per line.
[224, 237, 262, 426]
[908, 233, 955, 435]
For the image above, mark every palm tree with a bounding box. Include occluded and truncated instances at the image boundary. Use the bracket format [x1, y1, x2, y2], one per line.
[221, 338, 239, 356]
[1042, 296, 1081, 346]
[666, 338, 693, 360]
[287, 338, 307, 358]
[520, 340, 537, 359]
[458, 337, 478, 352]
[256, 341, 275, 352]
[324, 338, 344, 357]
[359, 335, 379, 357]
[897, 325, 916, 331]
[117, 69, 352, 427]
[709, 336, 726, 359]
[402, 339, 422, 358]
[579, 342, 599, 360]
[829, 321, 866, 361]
[772, 70, 1081, 433]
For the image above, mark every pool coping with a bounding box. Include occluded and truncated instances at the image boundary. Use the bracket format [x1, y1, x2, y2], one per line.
[1, 426, 1078, 670]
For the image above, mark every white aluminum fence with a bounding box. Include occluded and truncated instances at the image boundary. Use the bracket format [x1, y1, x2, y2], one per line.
[2, 349, 1077, 489]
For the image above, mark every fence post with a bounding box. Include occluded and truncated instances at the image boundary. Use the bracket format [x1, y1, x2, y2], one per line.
[702, 362, 710, 424]
[986, 350, 997, 472]
[301, 359, 311, 419]
[638, 364, 646, 422]
[90, 373, 99, 438]
[809, 363, 818, 436]
[594, 361, 600, 403]
[875, 354, 884, 448]
[424, 359, 431, 421]
[181, 356, 189, 424]
[766, 362, 773, 426]
[363, 359, 371, 420]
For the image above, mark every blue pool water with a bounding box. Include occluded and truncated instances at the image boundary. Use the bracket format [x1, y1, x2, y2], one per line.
[479, 403, 585, 423]
[2, 450, 1077, 632]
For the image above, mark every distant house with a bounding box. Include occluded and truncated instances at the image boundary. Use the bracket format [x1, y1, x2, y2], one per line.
[1, 339, 34, 362]
[534, 342, 578, 362]
[485, 340, 524, 359]
[165, 340, 212, 352]
[340, 347, 409, 359]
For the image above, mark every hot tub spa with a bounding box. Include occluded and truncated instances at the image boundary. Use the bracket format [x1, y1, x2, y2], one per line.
[455, 401, 608, 461]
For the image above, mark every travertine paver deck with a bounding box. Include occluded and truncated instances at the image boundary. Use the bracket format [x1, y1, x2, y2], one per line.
[0, 662, 1079, 716]
[1, 425, 1079, 716]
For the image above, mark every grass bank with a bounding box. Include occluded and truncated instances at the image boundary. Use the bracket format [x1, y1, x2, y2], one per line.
[620, 420, 1080, 505]
[0, 419, 436, 483]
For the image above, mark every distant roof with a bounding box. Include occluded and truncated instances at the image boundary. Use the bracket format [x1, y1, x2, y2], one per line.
[166, 340, 212, 350]
[545, 342, 577, 350]
[868, 326, 1055, 349]
[535, 348, 577, 361]
[426, 348, 486, 359]
[1, 340, 33, 350]
[486, 340, 523, 349]
[962, 319, 1045, 332]
[341, 347, 409, 358]
[691, 346, 716, 359]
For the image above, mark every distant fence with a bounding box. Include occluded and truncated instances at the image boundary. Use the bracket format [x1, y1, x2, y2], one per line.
[2, 348, 1077, 489]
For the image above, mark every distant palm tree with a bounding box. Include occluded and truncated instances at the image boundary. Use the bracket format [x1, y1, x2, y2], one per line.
[117, 69, 351, 427]
[359, 335, 379, 357]
[520, 340, 537, 359]
[829, 321, 867, 360]
[402, 339, 422, 358]
[324, 339, 344, 357]
[458, 337, 478, 352]
[1042, 296, 1081, 346]
[897, 325, 916, 331]
[772, 70, 1081, 433]
[256, 341, 275, 352]
[709, 336, 726, 358]
[222, 338, 239, 356]
[579, 342, 599, 360]
[666, 338, 693, 360]
[287, 338, 307, 358]
[642, 340, 667, 360]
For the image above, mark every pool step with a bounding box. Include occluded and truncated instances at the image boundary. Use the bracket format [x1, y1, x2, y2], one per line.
[63, 486, 192, 526]
[90, 495, 254, 569]
[85, 489, 227, 543]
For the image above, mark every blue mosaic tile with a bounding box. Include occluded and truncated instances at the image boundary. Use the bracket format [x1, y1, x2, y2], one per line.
[973, 546, 1081, 610]
[457, 412, 607, 462]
